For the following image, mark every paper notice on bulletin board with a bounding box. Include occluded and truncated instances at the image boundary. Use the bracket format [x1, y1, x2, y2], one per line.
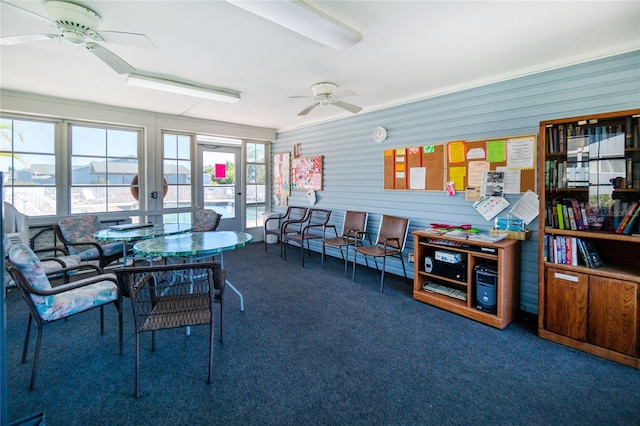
[506, 136, 535, 169]
[449, 166, 466, 190]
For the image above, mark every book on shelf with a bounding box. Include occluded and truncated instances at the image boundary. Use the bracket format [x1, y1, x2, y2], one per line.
[622, 201, 640, 234]
[566, 203, 577, 230]
[616, 201, 639, 234]
[576, 238, 591, 268]
[578, 238, 604, 268]
[556, 203, 565, 230]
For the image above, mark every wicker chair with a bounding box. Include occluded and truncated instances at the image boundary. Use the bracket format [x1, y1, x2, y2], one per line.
[55, 215, 128, 269]
[264, 206, 308, 254]
[322, 210, 370, 276]
[115, 261, 225, 398]
[352, 214, 410, 293]
[6, 243, 123, 390]
[282, 208, 332, 267]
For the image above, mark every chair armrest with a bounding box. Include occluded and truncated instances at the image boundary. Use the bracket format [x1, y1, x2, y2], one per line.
[382, 237, 401, 249]
[17, 270, 116, 297]
[264, 214, 285, 227]
[34, 246, 70, 256]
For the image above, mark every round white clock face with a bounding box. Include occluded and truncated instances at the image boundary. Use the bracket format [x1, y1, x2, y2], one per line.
[373, 126, 387, 143]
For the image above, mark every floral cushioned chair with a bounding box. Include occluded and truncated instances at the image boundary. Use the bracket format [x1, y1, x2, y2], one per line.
[3, 233, 82, 287]
[55, 215, 127, 269]
[192, 208, 222, 232]
[6, 243, 123, 390]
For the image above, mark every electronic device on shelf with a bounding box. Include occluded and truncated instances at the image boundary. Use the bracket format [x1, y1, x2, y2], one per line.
[428, 238, 462, 247]
[422, 281, 467, 301]
[475, 265, 498, 314]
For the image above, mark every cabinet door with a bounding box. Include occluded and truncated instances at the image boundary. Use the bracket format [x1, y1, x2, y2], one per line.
[588, 276, 639, 356]
[545, 268, 588, 341]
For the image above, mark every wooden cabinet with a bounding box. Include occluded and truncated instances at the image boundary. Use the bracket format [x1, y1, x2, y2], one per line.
[412, 231, 520, 329]
[539, 109, 640, 369]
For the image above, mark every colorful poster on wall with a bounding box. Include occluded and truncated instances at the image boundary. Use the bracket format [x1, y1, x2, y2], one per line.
[273, 152, 290, 206]
[292, 156, 323, 191]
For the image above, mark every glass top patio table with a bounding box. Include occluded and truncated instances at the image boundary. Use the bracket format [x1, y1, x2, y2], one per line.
[133, 231, 253, 311]
[94, 223, 192, 266]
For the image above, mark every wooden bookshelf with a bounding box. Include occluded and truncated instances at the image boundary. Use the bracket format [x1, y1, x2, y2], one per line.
[538, 108, 640, 369]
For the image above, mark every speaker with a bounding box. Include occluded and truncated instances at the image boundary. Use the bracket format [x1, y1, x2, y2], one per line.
[475, 265, 497, 314]
[424, 256, 433, 273]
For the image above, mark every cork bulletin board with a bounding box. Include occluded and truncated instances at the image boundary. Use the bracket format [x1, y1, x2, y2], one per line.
[384, 144, 445, 190]
[446, 135, 537, 194]
[383, 134, 536, 194]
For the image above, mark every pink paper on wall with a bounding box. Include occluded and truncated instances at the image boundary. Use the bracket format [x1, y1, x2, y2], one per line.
[215, 163, 226, 179]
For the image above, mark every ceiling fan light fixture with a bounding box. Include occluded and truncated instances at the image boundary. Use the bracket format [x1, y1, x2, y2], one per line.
[126, 73, 241, 103]
[227, 0, 362, 50]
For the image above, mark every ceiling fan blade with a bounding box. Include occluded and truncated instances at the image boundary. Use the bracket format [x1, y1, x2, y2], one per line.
[85, 43, 135, 74]
[0, 34, 57, 45]
[334, 100, 362, 114]
[1, 0, 58, 27]
[98, 31, 156, 49]
[298, 103, 320, 116]
[289, 95, 313, 99]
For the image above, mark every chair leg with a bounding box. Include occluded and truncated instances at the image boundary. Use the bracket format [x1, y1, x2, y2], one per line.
[100, 305, 105, 335]
[301, 239, 306, 267]
[400, 254, 409, 285]
[29, 322, 44, 390]
[135, 332, 141, 398]
[208, 316, 214, 384]
[380, 256, 387, 293]
[116, 299, 123, 356]
[352, 251, 358, 281]
[22, 314, 32, 364]
[219, 300, 224, 343]
[343, 245, 348, 277]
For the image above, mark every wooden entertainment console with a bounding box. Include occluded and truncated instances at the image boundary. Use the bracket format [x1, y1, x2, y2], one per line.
[412, 231, 520, 329]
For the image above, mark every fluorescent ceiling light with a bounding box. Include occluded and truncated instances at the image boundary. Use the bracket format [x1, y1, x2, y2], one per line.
[126, 73, 240, 103]
[227, 0, 362, 50]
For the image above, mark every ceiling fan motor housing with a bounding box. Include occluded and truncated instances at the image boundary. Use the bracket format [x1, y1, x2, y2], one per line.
[45, 1, 102, 44]
[312, 82, 337, 104]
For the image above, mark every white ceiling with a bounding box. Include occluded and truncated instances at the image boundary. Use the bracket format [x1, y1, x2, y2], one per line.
[1, 1, 639, 132]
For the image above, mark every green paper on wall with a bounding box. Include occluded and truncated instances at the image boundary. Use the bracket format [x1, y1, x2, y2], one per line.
[487, 140, 505, 162]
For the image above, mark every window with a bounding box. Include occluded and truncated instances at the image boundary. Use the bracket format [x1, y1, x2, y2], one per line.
[70, 124, 140, 214]
[0, 117, 57, 216]
[246, 141, 267, 228]
[163, 133, 192, 221]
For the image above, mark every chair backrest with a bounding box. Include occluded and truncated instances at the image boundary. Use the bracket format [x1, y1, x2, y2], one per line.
[57, 215, 101, 254]
[341, 211, 368, 238]
[375, 215, 410, 250]
[306, 208, 332, 227]
[115, 261, 225, 323]
[288, 206, 308, 222]
[192, 208, 222, 232]
[3, 202, 30, 247]
[6, 244, 54, 319]
[281, 206, 309, 234]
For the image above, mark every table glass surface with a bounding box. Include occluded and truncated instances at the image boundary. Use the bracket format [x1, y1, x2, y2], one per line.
[93, 223, 192, 242]
[133, 231, 253, 257]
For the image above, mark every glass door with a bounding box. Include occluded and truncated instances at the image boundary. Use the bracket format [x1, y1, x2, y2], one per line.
[198, 144, 243, 230]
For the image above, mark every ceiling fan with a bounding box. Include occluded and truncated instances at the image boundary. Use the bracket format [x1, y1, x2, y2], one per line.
[0, 0, 155, 74]
[291, 82, 362, 116]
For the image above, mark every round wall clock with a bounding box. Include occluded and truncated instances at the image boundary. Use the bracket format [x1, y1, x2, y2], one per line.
[373, 126, 387, 143]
